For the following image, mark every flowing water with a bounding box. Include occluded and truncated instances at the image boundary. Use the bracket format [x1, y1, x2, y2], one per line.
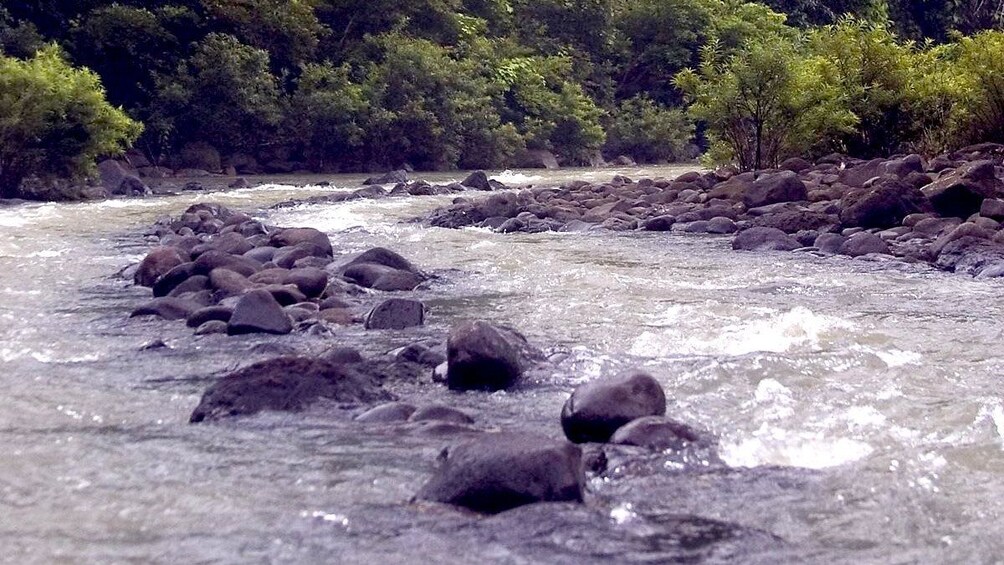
[1, 165, 1003, 563]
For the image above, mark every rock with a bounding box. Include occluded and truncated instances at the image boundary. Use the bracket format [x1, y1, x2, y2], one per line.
[270, 227, 333, 256]
[229, 177, 251, 189]
[447, 321, 529, 391]
[560, 369, 666, 443]
[343, 264, 424, 291]
[813, 233, 847, 254]
[922, 160, 1001, 218]
[364, 298, 425, 330]
[227, 289, 292, 335]
[752, 209, 834, 233]
[839, 179, 929, 229]
[152, 263, 196, 297]
[356, 402, 416, 423]
[194, 320, 228, 335]
[189, 356, 391, 422]
[642, 215, 676, 231]
[186, 306, 233, 328]
[166, 274, 209, 296]
[706, 216, 738, 234]
[779, 157, 812, 173]
[415, 432, 584, 513]
[461, 171, 493, 190]
[879, 154, 924, 178]
[208, 268, 253, 297]
[609, 416, 710, 451]
[612, 155, 637, 166]
[135, 247, 186, 287]
[114, 176, 150, 196]
[514, 149, 559, 169]
[339, 247, 418, 273]
[731, 227, 800, 252]
[193, 251, 259, 278]
[743, 171, 807, 208]
[408, 404, 474, 425]
[130, 297, 202, 321]
[839, 158, 884, 188]
[321, 346, 364, 364]
[980, 198, 1004, 221]
[363, 170, 408, 185]
[97, 159, 137, 193]
[283, 267, 328, 298]
[838, 232, 891, 257]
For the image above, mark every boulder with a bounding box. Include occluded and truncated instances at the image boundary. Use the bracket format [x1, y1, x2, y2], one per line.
[980, 198, 1004, 221]
[838, 232, 891, 257]
[364, 298, 425, 330]
[408, 404, 474, 425]
[166, 274, 209, 296]
[706, 216, 739, 234]
[415, 432, 584, 513]
[779, 157, 812, 173]
[208, 268, 253, 297]
[130, 297, 202, 321]
[838, 158, 884, 188]
[186, 305, 234, 328]
[227, 289, 292, 335]
[642, 215, 676, 231]
[343, 264, 424, 291]
[355, 402, 417, 423]
[447, 321, 529, 391]
[193, 251, 259, 277]
[922, 160, 1001, 218]
[609, 416, 710, 451]
[337, 247, 418, 273]
[731, 227, 800, 252]
[461, 171, 493, 191]
[813, 233, 847, 254]
[283, 267, 328, 298]
[362, 170, 408, 185]
[179, 142, 221, 172]
[752, 209, 835, 233]
[189, 356, 391, 422]
[838, 179, 929, 229]
[743, 171, 807, 208]
[269, 227, 333, 256]
[879, 154, 924, 178]
[97, 159, 137, 193]
[135, 247, 186, 287]
[560, 369, 666, 443]
[152, 263, 197, 297]
[514, 149, 559, 169]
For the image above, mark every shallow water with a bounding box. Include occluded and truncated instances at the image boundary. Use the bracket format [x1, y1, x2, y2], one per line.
[1, 165, 1003, 563]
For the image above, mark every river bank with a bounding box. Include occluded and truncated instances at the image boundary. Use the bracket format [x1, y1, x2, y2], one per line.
[3, 165, 1004, 562]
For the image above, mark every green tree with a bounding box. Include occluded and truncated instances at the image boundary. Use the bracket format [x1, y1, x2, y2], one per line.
[285, 61, 369, 170]
[0, 46, 141, 197]
[606, 96, 694, 163]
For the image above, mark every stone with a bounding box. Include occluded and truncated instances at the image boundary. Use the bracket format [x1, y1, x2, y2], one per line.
[338, 247, 418, 273]
[194, 320, 228, 335]
[922, 160, 1001, 218]
[362, 170, 408, 185]
[152, 263, 197, 297]
[269, 227, 333, 256]
[365, 298, 425, 330]
[189, 357, 391, 422]
[179, 141, 221, 172]
[560, 369, 666, 443]
[461, 171, 493, 190]
[408, 404, 474, 425]
[514, 149, 559, 169]
[227, 289, 292, 335]
[838, 232, 891, 257]
[193, 251, 258, 277]
[731, 227, 800, 252]
[208, 267, 253, 297]
[356, 402, 417, 423]
[706, 216, 738, 234]
[321, 346, 364, 364]
[609, 416, 710, 451]
[447, 321, 529, 391]
[166, 274, 210, 296]
[186, 306, 234, 328]
[135, 247, 186, 287]
[130, 297, 202, 321]
[839, 180, 930, 229]
[743, 171, 807, 208]
[415, 432, 584, 513]
[642, 215, 676, 231]
[814, 232, 847, 254]
[981, 198, 1004, 221]
[283, 267, 328, 298]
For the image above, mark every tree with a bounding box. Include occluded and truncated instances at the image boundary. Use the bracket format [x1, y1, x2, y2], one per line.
[285, 61, 369, 170]
[606, 96, 694, 162]
[675, 39, 854, 170]
[0, 46, 141, 198]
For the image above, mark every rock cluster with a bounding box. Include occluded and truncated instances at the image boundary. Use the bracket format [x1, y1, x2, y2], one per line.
[129, 203, 430, 336]
[274, 170, 511, 209]
[425, 144, 1004, 277]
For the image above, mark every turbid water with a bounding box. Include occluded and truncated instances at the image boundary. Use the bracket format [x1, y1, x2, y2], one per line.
[1, 165, 1003, 563]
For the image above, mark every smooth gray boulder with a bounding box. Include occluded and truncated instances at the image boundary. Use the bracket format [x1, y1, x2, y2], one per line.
[561, 369, 667, 443]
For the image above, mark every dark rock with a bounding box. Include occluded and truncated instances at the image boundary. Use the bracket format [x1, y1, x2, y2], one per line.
[514, 149, 559, 169]
[194, 320, 228, 335]
[743, 171, 807, 208]
[269, 227, 333, 256]
[365, 298, 425, 330]
[706, 216, 739, 234]
[779, 157, 812, 173]
[135, 247, 186, 287]
[415, 432, 584, 513]
[923, 160, 1001, 218]
[209, 267, 253, 298]
[260, 284, 307, 306]
[189, 356, 391, 422]
[461, 171, 493, 190]
[284, 267, 328, 298]
[352, 185, 388, 199]
[731, 227, 800, 252]
[244, 246, 278, 264]
[609, 416, 711, 451]
[408, 404, 474, 425]
[130, 297, 202, 321]
[229, 177, 251, 189]
[193, 251, 259, 277]
[981, 198, 1004, 221]
[339, 247, 417, 273]
[814, 232, 847, 254]
[839, 180, 929, 229]
[935, 236, 1004, 273]
[838, 232, 891, 257]
[186, 306, 234, 328]
[642, 215, 676, 231]
[321, 346, 364, 364]
[166, 274, 210, 296]
[879, 154, 924, 178]
[795, 229, 821, 247]
[227, 289, 292, 335]
[447, 321, 529, 391]
[560, 369, 666, 443]
[363, 170, 408, 185]
[752, 209, 834, 233]
[152, 263, 196, 297]
[356, 402, 416, 423]
[839, 158, 884, 188]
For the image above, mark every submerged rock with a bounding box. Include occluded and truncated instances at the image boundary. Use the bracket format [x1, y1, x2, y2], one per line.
[227, 289, 292, 335]
[415, 432, 583, 513]
[364, 298, 425, 330]
[190, 356, 391, 422]
[561, 369, 667, 443]
[731, 227, 800, 252]
[609, 415, 711, 451]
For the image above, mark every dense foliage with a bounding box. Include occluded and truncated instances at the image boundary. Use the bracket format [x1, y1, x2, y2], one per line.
[0, 46, 141, 197]
[1, 0, 1004, 179]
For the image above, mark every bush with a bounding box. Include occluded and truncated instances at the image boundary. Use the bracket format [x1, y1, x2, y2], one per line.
[606, 96, 694, 162]
[0, 46, 141, 198]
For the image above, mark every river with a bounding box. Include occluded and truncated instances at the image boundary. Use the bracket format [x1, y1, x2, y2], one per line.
[1, 165, 1002, 563]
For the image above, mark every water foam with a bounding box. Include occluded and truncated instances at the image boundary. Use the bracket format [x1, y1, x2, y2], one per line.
[491, 170, 544, 184]
[720, 426, 874, 469]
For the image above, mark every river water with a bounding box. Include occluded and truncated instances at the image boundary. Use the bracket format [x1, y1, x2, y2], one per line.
[1, 165, 1003, 563]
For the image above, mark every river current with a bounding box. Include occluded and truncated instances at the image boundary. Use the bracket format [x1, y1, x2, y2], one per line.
[1, 165, 1002, 563]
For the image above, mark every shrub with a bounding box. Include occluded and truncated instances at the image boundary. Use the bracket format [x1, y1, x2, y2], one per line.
[606, 96, 694, 162]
